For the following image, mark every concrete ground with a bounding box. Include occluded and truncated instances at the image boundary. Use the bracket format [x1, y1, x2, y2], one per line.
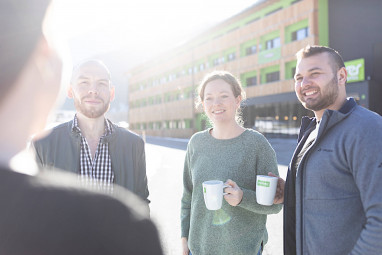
[146, 136, 296, 255]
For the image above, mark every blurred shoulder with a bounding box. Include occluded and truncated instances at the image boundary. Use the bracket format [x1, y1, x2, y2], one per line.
[32, 121, 71, 143]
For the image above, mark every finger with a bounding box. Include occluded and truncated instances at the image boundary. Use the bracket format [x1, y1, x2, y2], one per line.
[225, 179, 237, 188]
[268, 172, 277, 177]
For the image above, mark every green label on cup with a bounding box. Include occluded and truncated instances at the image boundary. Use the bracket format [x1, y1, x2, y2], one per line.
[204, 187, 206, 193]
[258, 180, 270, 187]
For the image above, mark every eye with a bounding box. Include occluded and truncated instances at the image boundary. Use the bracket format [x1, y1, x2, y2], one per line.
[295, 77, 302, 82]
[79, 81, 89, 85]
[311, 72, 320, 78]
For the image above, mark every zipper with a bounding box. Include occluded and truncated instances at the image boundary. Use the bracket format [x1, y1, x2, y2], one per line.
[298, 117, 330, 254]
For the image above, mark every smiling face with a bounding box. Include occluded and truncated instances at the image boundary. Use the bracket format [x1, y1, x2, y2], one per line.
[294, 52, 342, 113]
[202, 79, 241, 125]
[68, 61, 114, 119]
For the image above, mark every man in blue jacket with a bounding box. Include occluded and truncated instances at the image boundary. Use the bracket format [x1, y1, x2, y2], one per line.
[273, 45, 382, 255]
[32, 59, 150, 207]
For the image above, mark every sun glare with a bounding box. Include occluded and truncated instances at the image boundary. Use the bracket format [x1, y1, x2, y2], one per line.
[52, 0, 257, 61]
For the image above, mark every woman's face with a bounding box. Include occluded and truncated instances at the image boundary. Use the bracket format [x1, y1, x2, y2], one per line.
[202, 79, 241, 125]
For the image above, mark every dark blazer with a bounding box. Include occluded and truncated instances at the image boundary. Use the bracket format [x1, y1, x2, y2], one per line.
[0, 167, 162, 255]
[32, 120, 149, 203]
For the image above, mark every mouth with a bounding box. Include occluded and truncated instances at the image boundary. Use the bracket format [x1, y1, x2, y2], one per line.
[303, 90, 318, 97]
[213, 110, 225, 114]
[82, 97, 103, 105]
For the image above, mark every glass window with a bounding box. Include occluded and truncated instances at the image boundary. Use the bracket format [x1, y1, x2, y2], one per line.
[266, 71, 280, 83]
[246, 76, 257, 87]
[245, 45, 257, 56]
[292, 27, 308, 41]
[227, 52, 236, 61]
[265, 37, 281, 50]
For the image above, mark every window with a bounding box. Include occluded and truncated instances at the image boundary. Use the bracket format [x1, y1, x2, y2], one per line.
[245, 45, 257, 56]
[265, 7, 282, 16]
[291, 0, 303, 4]
[292, 27, 308, 41]
[266, 37, 281, 50]
[227, 52, 236, 61]
[213, 58, 219, 66]
[246, 76, 257, 87]
[266, 71, 280, 83]
[245, 17, 260, 25]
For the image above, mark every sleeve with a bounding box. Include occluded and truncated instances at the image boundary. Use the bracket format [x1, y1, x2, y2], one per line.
[135, 138, 150, 205]
[180, 144, 193, 238]
[237, 135, 282, 214]
[349, 119, 382, 254]
[29, 139, 44, 168]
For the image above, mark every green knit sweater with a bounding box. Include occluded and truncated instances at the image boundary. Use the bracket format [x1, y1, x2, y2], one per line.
[181, 129, 282, 255]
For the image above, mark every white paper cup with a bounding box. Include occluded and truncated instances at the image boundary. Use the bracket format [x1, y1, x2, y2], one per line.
[202, 180, 230, 210]
[256, 175, 278, 206]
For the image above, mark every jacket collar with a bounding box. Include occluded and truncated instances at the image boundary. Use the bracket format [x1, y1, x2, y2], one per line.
[298, 98, 357, 142]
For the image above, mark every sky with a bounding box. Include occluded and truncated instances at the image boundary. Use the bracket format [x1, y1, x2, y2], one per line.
[53, 0, 259, 64]
[50, 0, 259, 115]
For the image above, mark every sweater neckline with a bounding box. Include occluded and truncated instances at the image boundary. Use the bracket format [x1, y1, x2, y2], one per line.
[205, 128, 248, 144]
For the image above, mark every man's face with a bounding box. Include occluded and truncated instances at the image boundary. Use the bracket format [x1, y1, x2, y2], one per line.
[68, 63, 114, 118]
[294, 52, 339, 112]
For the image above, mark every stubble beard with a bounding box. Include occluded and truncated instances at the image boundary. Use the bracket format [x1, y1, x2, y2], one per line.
[300, 76, 339, 112]
[74, 97, 110, 119]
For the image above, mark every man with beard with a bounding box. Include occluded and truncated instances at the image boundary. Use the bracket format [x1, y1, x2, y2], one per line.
[32, 60, 149, 209]
[270, 45, 382, 255]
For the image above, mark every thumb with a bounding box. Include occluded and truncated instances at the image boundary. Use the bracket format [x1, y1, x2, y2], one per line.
[268, 172, 277, 177]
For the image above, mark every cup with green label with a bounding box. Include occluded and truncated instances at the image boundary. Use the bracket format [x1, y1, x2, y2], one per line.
[256, 175, 277, 206]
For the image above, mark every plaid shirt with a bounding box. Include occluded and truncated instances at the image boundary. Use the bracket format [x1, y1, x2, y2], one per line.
[72, 115, 115, 193]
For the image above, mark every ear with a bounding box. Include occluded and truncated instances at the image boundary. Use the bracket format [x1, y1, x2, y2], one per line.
[110, 85, 115, 102]
[235, 95, 242, 108]
[337, 67, 347, 85]
[67, 86, 73, 98]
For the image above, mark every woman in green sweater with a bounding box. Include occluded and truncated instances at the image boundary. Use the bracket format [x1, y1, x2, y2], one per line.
[181, 71, 282, 255]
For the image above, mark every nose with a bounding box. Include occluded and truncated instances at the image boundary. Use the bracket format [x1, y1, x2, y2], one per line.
[213, 97, 222, 105]
[300, 76, 311, 88]
[88, 82, 99, 94]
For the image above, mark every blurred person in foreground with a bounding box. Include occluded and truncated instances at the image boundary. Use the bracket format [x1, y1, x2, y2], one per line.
[0, 0, 162, 254]
[271, 45, 382, 255]
[32, 59, 149, 208]
[180, 71, 282, 255]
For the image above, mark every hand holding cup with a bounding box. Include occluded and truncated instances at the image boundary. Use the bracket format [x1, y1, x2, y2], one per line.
[223, 179, 243, 206]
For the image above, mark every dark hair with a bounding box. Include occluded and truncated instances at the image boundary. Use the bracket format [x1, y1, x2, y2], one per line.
[0, 0, 51, 102]
[196, 70, 246, 125]
[296, 45, 345, 74]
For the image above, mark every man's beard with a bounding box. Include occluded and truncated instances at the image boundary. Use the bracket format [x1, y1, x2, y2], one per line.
[299, 75, 339, 112]
[74, 96, 110, 118]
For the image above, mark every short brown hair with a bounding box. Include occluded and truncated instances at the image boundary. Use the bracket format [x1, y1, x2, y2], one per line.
[296, 45, 345, 73]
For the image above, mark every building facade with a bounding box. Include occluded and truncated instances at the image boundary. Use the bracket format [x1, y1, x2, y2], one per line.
[127, 0, 382, 138]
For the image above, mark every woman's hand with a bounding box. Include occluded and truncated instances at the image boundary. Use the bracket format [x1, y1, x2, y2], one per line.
[268, 172, 285, 204]
[224, 179, 243, 206]
[181, 237, 189, 255]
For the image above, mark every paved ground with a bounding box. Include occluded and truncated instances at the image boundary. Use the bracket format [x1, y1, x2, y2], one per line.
[146, 136, 296, 255]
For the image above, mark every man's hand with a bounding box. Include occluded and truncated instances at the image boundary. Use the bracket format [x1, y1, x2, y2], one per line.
[268, 172, 285, 204]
